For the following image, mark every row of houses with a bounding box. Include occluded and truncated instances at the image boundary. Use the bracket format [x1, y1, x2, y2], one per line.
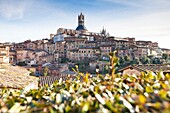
[0, 34, 170, 65]
[1, 13, 169, 65]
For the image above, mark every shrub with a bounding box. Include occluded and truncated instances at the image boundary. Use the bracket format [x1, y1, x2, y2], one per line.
[0, 52, 170, 112]
[43, 66, 49, 76]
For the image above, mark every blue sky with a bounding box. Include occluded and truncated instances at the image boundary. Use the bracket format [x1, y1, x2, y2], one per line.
[0, 0, 170, 48]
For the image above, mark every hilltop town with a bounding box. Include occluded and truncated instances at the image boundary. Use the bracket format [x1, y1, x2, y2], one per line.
[0, 13, 170, 80]
[0, 12, 170, 113]
[1, 0, 170, 111]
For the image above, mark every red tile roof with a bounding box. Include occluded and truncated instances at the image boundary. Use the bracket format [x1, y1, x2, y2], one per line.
[119, 64, 170, 73]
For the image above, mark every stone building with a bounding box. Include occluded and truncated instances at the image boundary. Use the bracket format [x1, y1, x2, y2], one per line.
[0, 43, 10, 63]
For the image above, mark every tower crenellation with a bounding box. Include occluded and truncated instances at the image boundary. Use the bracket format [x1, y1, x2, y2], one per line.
[78, 13, 84, 26]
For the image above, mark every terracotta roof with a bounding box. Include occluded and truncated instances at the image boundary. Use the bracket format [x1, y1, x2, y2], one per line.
[0, 64, 38, 89]
[119, 64, 170, 73]
[61, 70, 76, 75]
[136, 40, 152, 43]
[0, 43, 12, 47]
[115, 40, 128, 42]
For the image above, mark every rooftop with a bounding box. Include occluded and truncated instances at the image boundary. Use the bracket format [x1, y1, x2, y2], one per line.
[0, 64, 38, 89]
[119, 64, 170, 73]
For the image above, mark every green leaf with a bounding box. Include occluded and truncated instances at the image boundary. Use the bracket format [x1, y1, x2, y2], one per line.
[153, 102, 161, 109]
[82, 102, 90, 112]
[119, 96, 135, 113]
[48, 106, 55, 113]
[56, 94, 62, 104]
[9, 103, 26, 113]
[159, 90, 167, 99]
[95, 93, 105, 105]
[65, 105, 71, 113]
[145, 86, 153, 93]
[139, 95, 146, 104]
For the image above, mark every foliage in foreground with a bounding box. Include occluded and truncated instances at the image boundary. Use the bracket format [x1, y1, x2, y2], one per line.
[0, 52, 170, 113]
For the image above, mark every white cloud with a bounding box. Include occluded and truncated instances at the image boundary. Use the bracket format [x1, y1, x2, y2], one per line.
[0, 0, 28, 20]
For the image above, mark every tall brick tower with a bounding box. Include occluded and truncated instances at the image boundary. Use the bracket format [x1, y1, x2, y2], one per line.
[76, 13, 87, 32]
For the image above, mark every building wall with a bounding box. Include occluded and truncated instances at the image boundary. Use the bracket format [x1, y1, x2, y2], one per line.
[9, 51, 16, 64]
[55, 41, 66, 57]
[39, 55, 54, 63]
[35, 51, 48, 61]
[0, 45, 10, 63]
[100, 46, 112, 56]
[68, 48, 100, 61]
[16, 50, 35, 62]
[26, 42, 37, 50]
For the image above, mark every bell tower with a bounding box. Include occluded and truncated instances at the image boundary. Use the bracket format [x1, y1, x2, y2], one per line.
[78, 12, 84, 26]
[76, 13, 87, 31]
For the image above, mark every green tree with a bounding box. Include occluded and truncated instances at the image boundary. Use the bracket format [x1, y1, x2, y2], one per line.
[124, 55, 130, 61]
[156, 58, 162, 64]
[162, 53, 168, 60]
[129, 57, 140, 65]
[43, 66, 49, 76]
[141, 56, 150, 64]
[60, 57, 69, 63]
[103, 65, 109, 74]
[134, 57, 140, 64]
[119, 56, 125, 64]
[152, 58, 162, 64]
[162, 53, 169, 64]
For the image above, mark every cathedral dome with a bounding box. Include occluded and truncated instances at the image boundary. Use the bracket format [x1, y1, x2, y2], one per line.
[76, 25, 87, 31]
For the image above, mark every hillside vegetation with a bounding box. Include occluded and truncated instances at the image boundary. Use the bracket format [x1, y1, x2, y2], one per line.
[0, 52, 170, 113]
